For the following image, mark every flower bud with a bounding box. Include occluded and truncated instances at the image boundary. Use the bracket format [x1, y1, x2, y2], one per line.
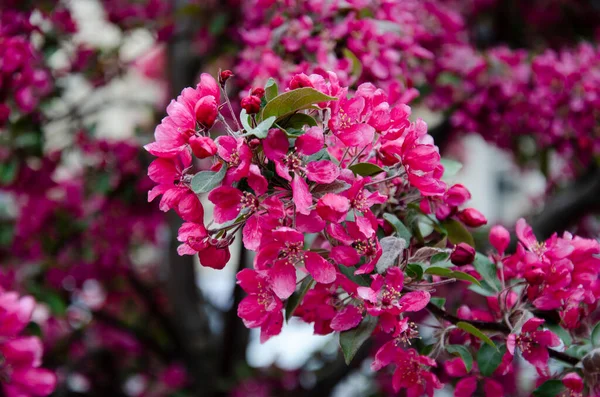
[489, 225, 510, 254]
[219, 70, 234, 86]
[241, 95, 261, 114]
[189, 136, 217, 159]
[444, 184, 471, 207]
[251, 87, 265, 98]
[450, 243, 475, 266]
[194, 96, 218, 128]
[289, 73, 313, 90]
[458, 208, 487, 227]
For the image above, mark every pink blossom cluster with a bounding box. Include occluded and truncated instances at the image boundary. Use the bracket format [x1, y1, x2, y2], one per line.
[146, 68, 600, 395]
[0, 289, 56, 397]
[0, 5, 67, 123]
[429, 43, 600, 181]
[494, 219, 600, 330]
[235, 0, 466, 103]
[145, 70, 509, 395]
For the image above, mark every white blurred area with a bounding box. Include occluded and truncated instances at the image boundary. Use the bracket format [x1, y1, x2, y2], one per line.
[59, 1, 548, 394]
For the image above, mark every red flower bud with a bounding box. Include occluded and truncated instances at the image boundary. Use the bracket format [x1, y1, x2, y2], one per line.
[450, 243, 476, 266]
[458, 208, 487, 228]
[251, 87, 265, 98]
[289, 73, 313, 90]
[194, 96, 218, 128]
[189, 136, 217, 159]
[489, 225, 510, 254]
[444, 184, 471, 207]
[241, 95, 261, 114]
[219, 70, 234, 85]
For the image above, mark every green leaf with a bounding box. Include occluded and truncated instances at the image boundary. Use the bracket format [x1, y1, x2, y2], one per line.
[285, 277, 314, 321]
[429, 297, 446, 309]
[0, 159, 18, 185]
[339, 315, 377, 365]
[592, 322, 600, 347]
[240, 109, 252, 132]
[446, 345, 473, 372]
[348, 162, 385, 177]
[450, 271, 481, 286]
[440, 158, 463, 177]
[468, 283, 496, 297]
[430, 252, 449, 264]
[191, 166, 226, 193]
[424, 267, 480, 286]
[456, 321, 496, 348]
[424, 266, 453, 276]
[279, 113, 317, 130]
[338, 265, 371, 287]
[546, 322, 572, 347]
[442, 218, 475, 247]
[383, 213, 412, 243]
[532, 380, 565, 397]
[240, 109, 276, 139]
[472, 253, 500, 292]
[343, 48, 363, 82]
[262, 87, 337, 120]
[306, 149, 332, 163]
[477, 343, 506, 377]
[264, 78, 279, 101]
[406, 263, 424, 281]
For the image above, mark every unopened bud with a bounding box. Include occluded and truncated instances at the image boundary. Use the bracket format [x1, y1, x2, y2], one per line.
[450, 243, 475, 266]
[458, 208, 487, 228]
[219, 70, 234, 86]
[241, 95, 261, 114]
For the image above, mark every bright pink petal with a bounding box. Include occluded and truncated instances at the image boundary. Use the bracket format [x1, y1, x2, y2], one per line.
[306, 160, 340, 184]
[304, 252, 336, 284]
[330, 305, 363, 331]
[292, 174, 313, 215]
[316, 193, 350, 222]
[330, 246, 360, 266]
[455, 377, 477, 397]
[269, 262, 296, 300]
[398, 290, 430, 312]
[296, 126, 324, 156]
[242, 215, 262, 251]
[263, 128, 289, 161]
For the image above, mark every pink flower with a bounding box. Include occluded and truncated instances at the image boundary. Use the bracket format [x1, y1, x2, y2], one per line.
[328, 88, 375, 147]
[216, 136, 252, 184]
[236, 269, 285, 342]
[357, 267, 430, 319]
[506, 318, 561, 375]
[327, 215, 382, 274]
[255, 227, 336, 284]
[147, 151, 204, 223]
[372, 345, 442, 396]
[176, 222, 231, 269]
[316, 193, 350, 223]
[145, 73, 219, 158]
[379, 120, 446, 196]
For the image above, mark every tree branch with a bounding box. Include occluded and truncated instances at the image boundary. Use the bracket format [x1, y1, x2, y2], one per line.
[426, 303, 580, 366]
